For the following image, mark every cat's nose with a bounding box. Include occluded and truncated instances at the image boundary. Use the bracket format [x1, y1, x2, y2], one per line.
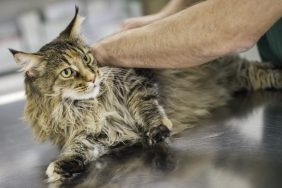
[86, 75, 96, 83]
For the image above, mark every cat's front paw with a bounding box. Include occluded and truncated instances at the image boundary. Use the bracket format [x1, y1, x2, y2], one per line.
[46, 155, 86, 182]
[146, 125, 171, 145]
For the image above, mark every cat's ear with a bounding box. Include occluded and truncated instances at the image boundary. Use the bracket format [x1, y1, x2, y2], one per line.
[59, 6, 85, 38]
[9, 48, 43, 77]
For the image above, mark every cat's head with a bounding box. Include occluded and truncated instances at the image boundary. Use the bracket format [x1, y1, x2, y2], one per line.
[9, 7, 101, 100]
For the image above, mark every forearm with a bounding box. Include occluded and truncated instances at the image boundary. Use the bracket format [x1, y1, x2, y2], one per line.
[93, 0, 282, 68]
[119, 0, 202, 31]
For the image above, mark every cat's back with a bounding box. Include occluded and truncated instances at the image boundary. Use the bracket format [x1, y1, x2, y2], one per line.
[150, 56, 243, 132]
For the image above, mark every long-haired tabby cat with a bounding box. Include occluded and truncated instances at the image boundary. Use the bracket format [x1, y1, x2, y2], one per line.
[9, 7, 282, 182]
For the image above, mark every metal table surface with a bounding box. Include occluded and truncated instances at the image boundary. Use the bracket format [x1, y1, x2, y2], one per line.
[1, 91, 282, 188]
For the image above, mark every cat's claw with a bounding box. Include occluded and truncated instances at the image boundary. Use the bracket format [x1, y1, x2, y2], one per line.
[146, 125, 171, 145]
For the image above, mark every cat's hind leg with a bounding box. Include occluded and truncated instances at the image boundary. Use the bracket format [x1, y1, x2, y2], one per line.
[125, 75, 172, 145]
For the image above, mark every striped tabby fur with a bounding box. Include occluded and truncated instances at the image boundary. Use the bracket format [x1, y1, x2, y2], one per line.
[9, 7, 282, 182]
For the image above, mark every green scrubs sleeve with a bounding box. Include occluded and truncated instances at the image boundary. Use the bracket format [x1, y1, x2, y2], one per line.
[257, 18, 282, 66]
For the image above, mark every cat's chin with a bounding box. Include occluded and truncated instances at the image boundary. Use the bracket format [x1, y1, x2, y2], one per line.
[62, 85, 100, 100]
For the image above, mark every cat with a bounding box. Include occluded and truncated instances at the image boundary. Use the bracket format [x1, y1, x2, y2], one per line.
[9, 7, 282, 182]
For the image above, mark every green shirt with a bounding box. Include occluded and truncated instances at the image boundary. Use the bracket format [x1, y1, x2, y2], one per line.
[257, 18, 282, 65]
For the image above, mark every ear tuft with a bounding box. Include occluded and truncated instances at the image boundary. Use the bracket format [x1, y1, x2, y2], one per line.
[8, 48, 19, 55]
[75, 5, 79, 15]
[59, 6, 85, 38]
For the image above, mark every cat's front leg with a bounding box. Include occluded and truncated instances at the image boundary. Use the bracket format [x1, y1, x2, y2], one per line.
[46, 133, 108, 182]
[126, 81, 173, 145]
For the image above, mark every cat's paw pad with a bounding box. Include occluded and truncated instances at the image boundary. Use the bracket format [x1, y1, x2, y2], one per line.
[46, 155, 86, 182]
[146, 125, 170, 145]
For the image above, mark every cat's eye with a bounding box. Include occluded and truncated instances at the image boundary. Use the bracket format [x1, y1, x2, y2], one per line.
[61, 68, 75, 78]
